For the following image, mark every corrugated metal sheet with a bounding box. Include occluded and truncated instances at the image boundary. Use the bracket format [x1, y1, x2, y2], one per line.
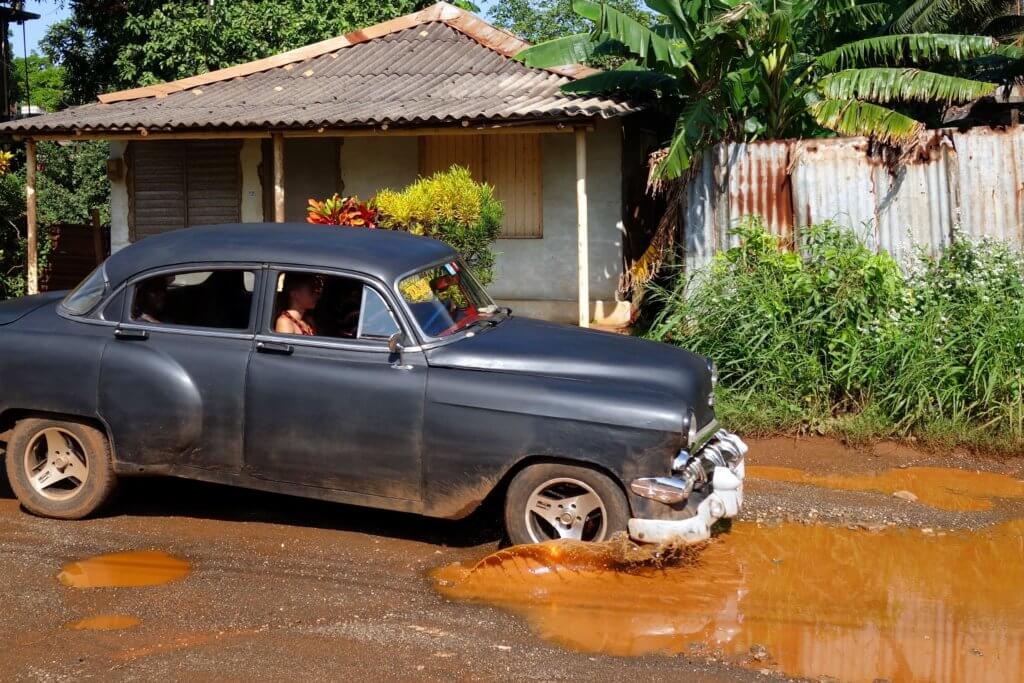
[0, 22, 632, 136]
[953, 127, 1024, 244]
[683, 126, 1024, 271]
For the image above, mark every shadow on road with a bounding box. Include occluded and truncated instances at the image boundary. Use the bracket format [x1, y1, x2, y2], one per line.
[0, 450, 12, 499]
[114, 475, 504, 548]
[0, 445, 501, 547]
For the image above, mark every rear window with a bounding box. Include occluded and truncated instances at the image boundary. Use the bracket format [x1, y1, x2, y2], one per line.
[61, 266, 108, 316]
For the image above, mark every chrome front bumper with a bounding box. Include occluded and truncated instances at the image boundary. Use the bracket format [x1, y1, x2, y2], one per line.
[627, 430, 747, 545]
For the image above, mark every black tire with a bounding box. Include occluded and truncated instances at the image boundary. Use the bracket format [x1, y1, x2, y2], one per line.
[5, 418, 117, 520]
[504, 462, 630, 545]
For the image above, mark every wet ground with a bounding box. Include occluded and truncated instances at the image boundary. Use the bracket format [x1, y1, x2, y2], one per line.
[2, 436, 1023, 682]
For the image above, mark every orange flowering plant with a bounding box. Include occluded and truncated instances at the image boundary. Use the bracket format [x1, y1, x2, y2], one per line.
[0, 150, 13, 176]
[306, 194, 378, 227]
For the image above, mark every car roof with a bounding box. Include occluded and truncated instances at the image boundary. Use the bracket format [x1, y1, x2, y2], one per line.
[103, 223, 456, 286]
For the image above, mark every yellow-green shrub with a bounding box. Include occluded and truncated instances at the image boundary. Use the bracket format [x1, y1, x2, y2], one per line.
[374, 166, 503, 283]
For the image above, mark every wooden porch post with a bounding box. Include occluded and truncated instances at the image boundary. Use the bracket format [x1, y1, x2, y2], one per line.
[575, 127, 589, 328]
[272, 132, 285, 222]
[25, 139, 38, 295]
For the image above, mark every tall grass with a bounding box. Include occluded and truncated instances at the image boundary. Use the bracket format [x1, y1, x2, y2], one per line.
[645, 219, 1024, 453]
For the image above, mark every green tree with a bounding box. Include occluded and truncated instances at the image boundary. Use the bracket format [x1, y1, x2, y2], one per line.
[35, 141, 111, 226]
[40, 1, 442, 102]
[113, 0, 424, 87]
[519, 0, 1011, 178]
[491, 0, 652, 43]
[11, 53, 66, 113]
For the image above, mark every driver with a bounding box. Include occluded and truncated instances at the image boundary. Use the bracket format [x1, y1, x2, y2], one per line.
[133, 276, 169, 323]
[275, 273, 322, 336]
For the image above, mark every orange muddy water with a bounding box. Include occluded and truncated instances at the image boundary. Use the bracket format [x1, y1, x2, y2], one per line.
[747, 465, 1024, 511]
[432, 521, 1024, 683]
[58, 550, 191, 588]
[66, 614, 141, 631]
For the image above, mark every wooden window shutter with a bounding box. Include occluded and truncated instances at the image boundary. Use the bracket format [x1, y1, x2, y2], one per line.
[484, 134, 542, 239]
[419, 133, 543, 239]
[129, 141, 187, 240]
[186, 141, 242, 226]
[129, 141, 241, 240]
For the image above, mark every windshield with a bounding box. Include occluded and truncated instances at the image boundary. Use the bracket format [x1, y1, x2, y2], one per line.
[61, 265, 108, 316]
[398, 260, 500, 339]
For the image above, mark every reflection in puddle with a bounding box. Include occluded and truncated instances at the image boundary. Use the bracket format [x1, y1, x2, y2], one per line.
[747, 465, 1024, 511]
[433, 521, 1024, 682]
[58, 550, 191, 588]
[67, 614, 141, 631]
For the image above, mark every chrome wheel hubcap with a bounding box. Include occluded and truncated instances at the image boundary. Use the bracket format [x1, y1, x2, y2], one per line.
[24, 428, 89, 501]
[524, 477, 607, 543]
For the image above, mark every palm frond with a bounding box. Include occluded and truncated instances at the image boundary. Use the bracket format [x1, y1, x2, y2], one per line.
[644, 0, 691, 34]
[818, 68, 997, 104]
[894, 0, 1002, 34]
[816, 34, 997, 71]
[825, 2, 894, 31]
[654, 92, 728, 179]
[892, 0, 936, 33]
[561, 67, 679, 96]
[574, 0, 688, 70]
[809, 98, 924, 144]
[983, 15, 1024, 43]
[515, 34, 597, 68]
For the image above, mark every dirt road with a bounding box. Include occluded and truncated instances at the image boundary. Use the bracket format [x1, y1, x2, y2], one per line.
[2, 437, 1023, 682]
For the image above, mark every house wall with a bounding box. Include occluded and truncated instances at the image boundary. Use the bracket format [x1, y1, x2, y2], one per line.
[341, 120, 628, 325]
[240, 139, 264, 222]
[109, 141, 130, 253]
[112, 120, 628, 326]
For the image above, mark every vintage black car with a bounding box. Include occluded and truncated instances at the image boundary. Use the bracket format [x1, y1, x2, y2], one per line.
[0, 224, 746, 545]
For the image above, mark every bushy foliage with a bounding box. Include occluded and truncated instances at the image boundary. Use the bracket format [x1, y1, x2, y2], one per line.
[374, 166, 503, 284]
[34, 142, 112, 226]
[306, 194, 377, 226]
[646, 219, 1024, 451]
[871, 236, 1024, 442]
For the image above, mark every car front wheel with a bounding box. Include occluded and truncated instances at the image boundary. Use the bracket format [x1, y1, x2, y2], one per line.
[504, 463, 630, 545]
[5, 418, 117, 520]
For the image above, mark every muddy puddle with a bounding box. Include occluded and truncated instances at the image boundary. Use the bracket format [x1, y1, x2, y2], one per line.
[432, 521, 1024, 682]
[58, 550, 191, 588]
[747, 464, 1024, 511]
[66, 614, 141, 631]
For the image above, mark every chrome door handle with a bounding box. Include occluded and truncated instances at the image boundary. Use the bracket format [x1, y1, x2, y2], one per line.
[114, 327, 149, 341]
[256, 340, 294, 355]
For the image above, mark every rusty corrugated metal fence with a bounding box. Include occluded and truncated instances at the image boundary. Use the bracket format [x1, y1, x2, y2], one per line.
[683, 126, 1024, 272]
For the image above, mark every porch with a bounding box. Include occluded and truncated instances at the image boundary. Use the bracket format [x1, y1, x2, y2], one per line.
[1, 2, 638, 327]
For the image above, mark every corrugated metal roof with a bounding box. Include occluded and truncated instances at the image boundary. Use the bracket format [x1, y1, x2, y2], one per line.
[0, 17, 633, 136]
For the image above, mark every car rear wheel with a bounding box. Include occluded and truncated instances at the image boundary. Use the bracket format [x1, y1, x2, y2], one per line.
[5, 418, 117, 520]
[504, 463, 630, 545]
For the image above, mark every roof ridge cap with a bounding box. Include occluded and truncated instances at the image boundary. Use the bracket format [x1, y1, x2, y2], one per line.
[96, 2, 597, 105]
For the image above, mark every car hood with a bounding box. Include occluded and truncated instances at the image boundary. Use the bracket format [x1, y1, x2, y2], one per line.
[0, 292, 65, 325]
[424, 317, 712, 406]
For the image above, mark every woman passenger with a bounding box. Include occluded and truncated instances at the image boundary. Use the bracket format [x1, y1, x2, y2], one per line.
[275, 273, 322, 335]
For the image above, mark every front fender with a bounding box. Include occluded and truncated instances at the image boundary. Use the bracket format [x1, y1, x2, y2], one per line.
[421, 368, 685, 518]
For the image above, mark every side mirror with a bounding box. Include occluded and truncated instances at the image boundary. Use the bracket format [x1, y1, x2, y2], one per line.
[387, 332, 405, 354]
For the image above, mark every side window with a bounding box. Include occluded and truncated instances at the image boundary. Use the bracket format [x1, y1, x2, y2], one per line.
[358, 286, 400, 339]
[274, 271, 399, 342]
[131, 270, 255, 330]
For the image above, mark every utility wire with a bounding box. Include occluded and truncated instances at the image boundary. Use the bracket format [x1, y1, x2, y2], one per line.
[20, 15, 29, 114]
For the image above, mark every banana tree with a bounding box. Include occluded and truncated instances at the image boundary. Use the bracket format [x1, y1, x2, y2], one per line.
[517, 0, 1008, 178]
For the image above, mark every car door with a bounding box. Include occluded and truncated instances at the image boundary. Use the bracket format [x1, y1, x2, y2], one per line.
[243, 268, 426, 502]
[98, 265, 262, 472]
